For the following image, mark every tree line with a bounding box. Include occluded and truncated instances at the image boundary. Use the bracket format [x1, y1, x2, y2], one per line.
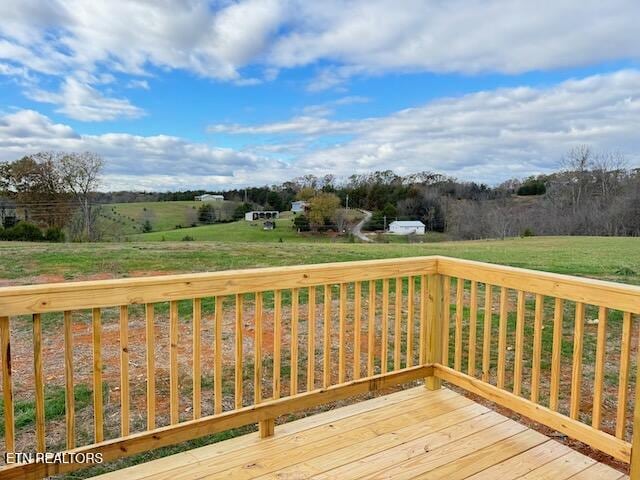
[1, 146, 638, 241]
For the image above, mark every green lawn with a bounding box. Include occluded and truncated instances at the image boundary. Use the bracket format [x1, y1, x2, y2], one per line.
[128, 211, 321, 242]
[1, 236, 638, 285]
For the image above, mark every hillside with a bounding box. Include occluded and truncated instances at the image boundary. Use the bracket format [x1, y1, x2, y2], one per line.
[96, 200, 240, 237]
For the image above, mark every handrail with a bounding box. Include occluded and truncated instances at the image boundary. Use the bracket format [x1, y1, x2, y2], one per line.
[0, 256, 437, 316]
[0, 255, 639, 478]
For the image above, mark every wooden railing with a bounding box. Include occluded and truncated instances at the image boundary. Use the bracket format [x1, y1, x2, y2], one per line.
[0, 256, 639, 478]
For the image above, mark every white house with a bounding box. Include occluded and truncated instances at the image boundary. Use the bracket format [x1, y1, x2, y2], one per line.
[291, 200, 309, 213]
[245, 211, 279, 221]
[388, 220, 425, 235]
[195, 194, 224, 202]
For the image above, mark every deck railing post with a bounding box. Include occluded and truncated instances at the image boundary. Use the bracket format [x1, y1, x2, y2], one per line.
[259, 418, 275, 438]
[425, 274, 443, 390]
[630, 352, 640, 477]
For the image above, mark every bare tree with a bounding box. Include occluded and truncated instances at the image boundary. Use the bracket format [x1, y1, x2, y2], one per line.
[58, 152, 103, 240]
[562, 145, 593, 213]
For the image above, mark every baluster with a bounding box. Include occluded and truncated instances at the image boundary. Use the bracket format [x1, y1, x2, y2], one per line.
[513, 290, 525, 396]
[192, 299, 201, 419]
[323, 285, 331, 388]
[214, 296, 223, 414]
[629, 338, 640, 478]
[549, 298, 564, 411]
[339, 283, 347, 383]
[273, 290, 282, 399]
[33, 313, 45, 451]
[394, 277, 402, 370]
[454, 278, 464, 371]
[442, 276, 451, 368]
[592, 306, 607, 428]
[497, 287, 508, 389]
[354, 282, 362, 379]
[145, 304, 155, 430]
[418, 276, 426, 365]
[291, 288, 299, 394]
[407, 277, 415, 367]
[255, 292, 263, 404]
[570, 302, 585, 420]
[616, 312, 632, 438]
[531, 294, 543, 403]
[92, 307, 104, 440]
[468, 281, 478, 376]
[481, 285, 492, 382]
[119, 305, 130, 435]
[169, 301, 179, 424]
[307, 286, 316, 391]
[0, 316, 14, 452]
[64, 311, 76, 447]
[382, 278, 390, 373]
[368, 280, 376, 375]
[235, 294, 243, 409]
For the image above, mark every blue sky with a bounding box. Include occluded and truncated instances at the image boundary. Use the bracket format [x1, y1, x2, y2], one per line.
[1, 1, 639, 190]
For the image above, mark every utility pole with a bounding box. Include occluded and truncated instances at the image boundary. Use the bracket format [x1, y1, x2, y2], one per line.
[345, 194, 349, 210]
[384, 215, 387, 231]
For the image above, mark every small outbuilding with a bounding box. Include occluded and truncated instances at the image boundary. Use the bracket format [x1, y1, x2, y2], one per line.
[245, 211, 279, 221]
[388, 220, 425, 235]
[291, 200, 309, 213]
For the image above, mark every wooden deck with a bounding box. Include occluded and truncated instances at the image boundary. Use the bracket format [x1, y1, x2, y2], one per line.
[91, 386, 628, 480]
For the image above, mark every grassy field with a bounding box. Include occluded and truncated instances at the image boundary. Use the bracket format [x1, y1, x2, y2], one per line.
[97, 200, 239, 236]
[128, 211, 315, 242]
[1, 236, 638, 285]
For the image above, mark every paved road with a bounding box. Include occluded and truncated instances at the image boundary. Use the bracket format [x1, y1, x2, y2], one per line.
[351, 209, 373, 242]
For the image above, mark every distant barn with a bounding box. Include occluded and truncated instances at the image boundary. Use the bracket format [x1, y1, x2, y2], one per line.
[245, 211, 279, 221]
[195, 194, 224, 202]
[388, 220, 425, 235]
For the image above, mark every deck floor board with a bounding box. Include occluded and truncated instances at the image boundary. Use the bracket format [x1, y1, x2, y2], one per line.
[91, 387, 628, 480]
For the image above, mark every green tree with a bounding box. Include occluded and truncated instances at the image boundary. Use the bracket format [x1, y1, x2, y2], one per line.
[198, 204, 216, 224]
[308, 193, 341, 228]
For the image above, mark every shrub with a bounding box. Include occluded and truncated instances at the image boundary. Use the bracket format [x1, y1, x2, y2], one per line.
[293, 215, 311, 232]
[142, 220, 153, 233]
[198, 204, 216, 224]
[517, 180, 546, 196]
[233, 203, 253, 220]
[521, 228, 535, 237]
[0, 222, 44, 241]
[182, 235, 194, 241]
[44, 227, 65, 242]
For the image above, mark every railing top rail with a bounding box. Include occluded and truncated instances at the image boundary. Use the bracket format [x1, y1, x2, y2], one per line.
[1, 255, 638, 316]
[0, 256, 437, 316]
[436, 256, 640, 314]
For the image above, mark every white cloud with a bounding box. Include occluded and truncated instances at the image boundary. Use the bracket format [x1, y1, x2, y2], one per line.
[27, 78, 145, 121]
[2, 70, 639, 189]
[126, 79, 149, 90]
[0, 109, 289, 190]
[0, 0, 638, 88]
[0, 0, 638, 122]
[211, 70, 640, 183]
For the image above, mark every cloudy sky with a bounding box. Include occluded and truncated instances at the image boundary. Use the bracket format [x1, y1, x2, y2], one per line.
[1, 0, 639, 190]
